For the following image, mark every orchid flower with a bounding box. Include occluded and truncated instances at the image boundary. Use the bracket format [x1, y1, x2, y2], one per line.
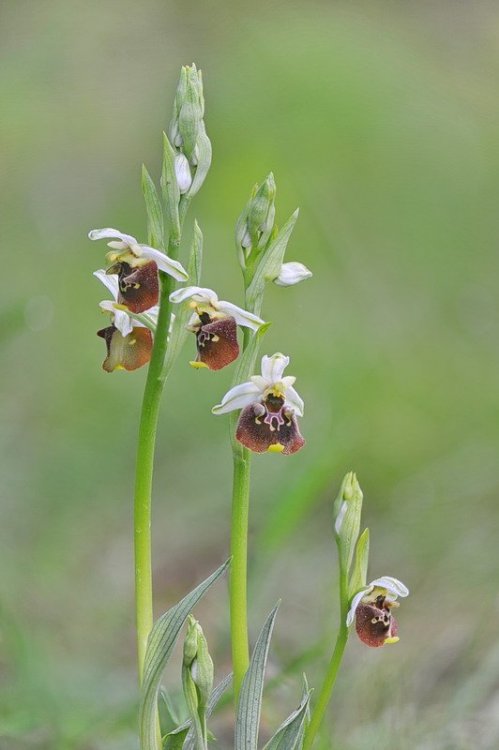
[212, 353, 305, 454]
[169, 286, 265, 371]
[346, 576, 409, 647]
[94, 269, 156, 373]
[89, 228, 188, 314]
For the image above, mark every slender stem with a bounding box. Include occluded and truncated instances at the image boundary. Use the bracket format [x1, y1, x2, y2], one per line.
[302, 562, 350, 750]
[230, 445, 251, 698]
[134, 269, 175, 683]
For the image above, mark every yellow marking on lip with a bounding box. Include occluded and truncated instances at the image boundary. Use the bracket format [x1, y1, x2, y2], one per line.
[267, 443, 284, 453]
[189, 360, 208, 370]
[384, 636, 400, 645]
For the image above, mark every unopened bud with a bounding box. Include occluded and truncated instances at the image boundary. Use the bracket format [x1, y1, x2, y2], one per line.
[334, 472, 363, 572]
[183, 615, 214, 710]
[174, 152, 192, 194]
[247, 173, 276, 246]
[274, 261, 312, 287]
[170, 64, 205, 163]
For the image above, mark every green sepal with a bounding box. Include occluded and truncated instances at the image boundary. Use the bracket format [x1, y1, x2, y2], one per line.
[142, 164, 165, 249]
[164, 674, 232, 750]
[161, 132, 181, 244]
[348, 527, 370, 600]
[246, 209, 299, 311]
[187, 128, 212, 198]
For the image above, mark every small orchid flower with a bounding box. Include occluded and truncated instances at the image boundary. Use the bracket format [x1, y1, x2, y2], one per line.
[346, 576, 409, 648]
[88, 228, 188, 314]
[274, 261, 313, 287]
[169, 286, 265, 371]
[94, 269, 156, 373]
[212, 353, 305, 454]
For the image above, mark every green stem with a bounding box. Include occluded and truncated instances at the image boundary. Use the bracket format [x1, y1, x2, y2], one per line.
[134, 268, 176, 684]
[302, 562, 350, 750]
[230, 445, 251, 698]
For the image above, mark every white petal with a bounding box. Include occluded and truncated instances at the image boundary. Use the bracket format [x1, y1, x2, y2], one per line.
[346, 586, 373, 627]
[370, 576, 409, 599]
[169, 286, 218, 305]
[274, 261, 313, 287]
[284, 384, 304, 417]
[88, 227, 138, 246]
[98, 300, 134, 337]
[217, 301, 265, 331]
[93, 269, 119, 300]
[113, 308, 134, 337]
[250, 375, 268, 391]
[261, 353, 289, 383]
[212, 381, 262, 415]
[138, 245, 188, 281]
[174, 152, 192, 194]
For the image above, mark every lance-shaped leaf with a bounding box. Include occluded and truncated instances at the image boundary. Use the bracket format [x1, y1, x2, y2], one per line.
[262, 676, 311, 750]
[235, 603, 279, 750]
[139, 559, 230, 750]
[162, 221, 203, 379]
[348, 528, 370, 600]
[246, 209, 299, 313]
[161, 132, 181, 243]
[142, 165, 165, 249]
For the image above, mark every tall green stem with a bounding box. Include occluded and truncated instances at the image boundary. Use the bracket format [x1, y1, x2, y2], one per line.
[302, 562, 350, 750]
[230, 445, 251, 698]
[134, 267, 176, 683]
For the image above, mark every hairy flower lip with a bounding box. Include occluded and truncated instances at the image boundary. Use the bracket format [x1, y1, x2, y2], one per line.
[89, 227, 188, 281]
[347, 576, 409, 645]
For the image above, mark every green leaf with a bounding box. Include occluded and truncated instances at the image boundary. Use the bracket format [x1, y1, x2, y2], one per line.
[142, 164, 164, 248]
[163, 727, 189, 750]
[139, 559, 230, 750]
[246, 208, 299, 311]
[235, 603, 279, 750]
[349, 528, 370, 599]
[162, 221, 203, 379]
[161, 132, 181, 243]
[263, 676, 312, 750]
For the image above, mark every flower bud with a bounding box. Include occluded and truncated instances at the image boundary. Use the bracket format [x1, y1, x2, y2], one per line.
[236, 174, 276, 267]
[274, 261, 312, 287]
[183, 615, 214, 711]
[170, 64, 205, 164]
[333, 472, 363, 572]
[174, 152, 192, 194]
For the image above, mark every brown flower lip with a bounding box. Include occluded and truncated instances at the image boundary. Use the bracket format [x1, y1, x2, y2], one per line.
[235, 393, 305, 454]
[97, 325, 153, 372]
[106, 260, 159, 314]
[192, 313, 240, 371]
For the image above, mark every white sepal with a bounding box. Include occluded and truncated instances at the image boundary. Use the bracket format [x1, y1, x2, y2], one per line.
[93, 269, 119, 298]
[212, 380, 262, 415]
[169, 286, 218, 305]
[216, 300, 265, 331]
[283, 384, 304, 417]
[261, 353, 289, 383]
[274, 261, 313, 287]
[98, 301, 135, 337]
[88, 227, 139, 249]
[346, 588, 369, 627]
[370, 577, 409, 599]
[138, 245, 188, 280]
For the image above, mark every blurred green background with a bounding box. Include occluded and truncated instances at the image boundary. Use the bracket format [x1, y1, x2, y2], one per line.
[1, 1, 499, 748]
